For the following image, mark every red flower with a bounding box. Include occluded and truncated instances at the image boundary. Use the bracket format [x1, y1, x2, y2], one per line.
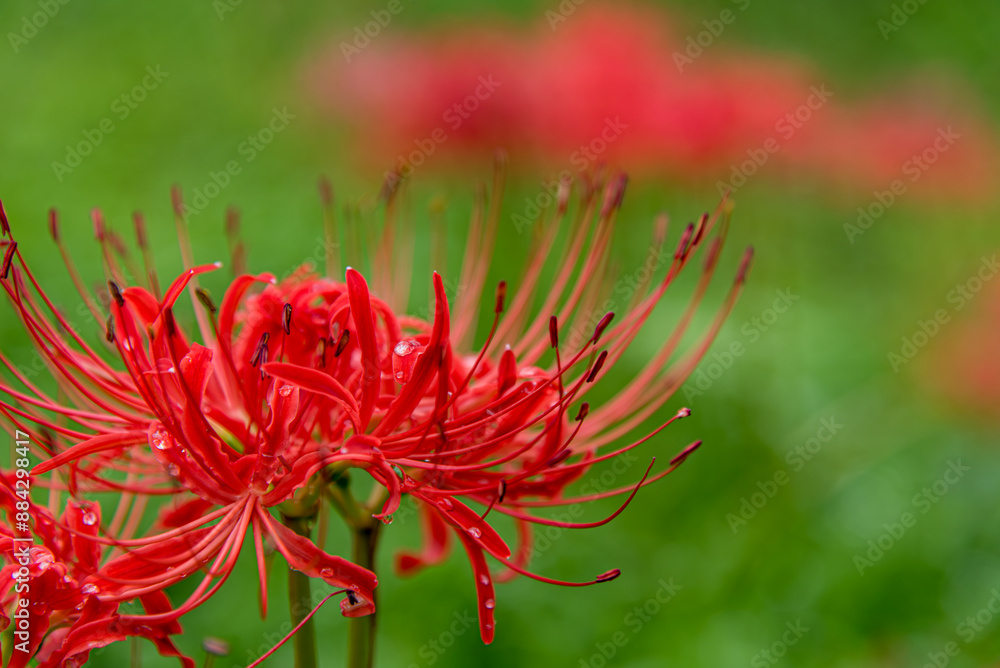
[1, 167, 750, 654]
[0, 482, 191, 668]
[308, 3, 998, 203]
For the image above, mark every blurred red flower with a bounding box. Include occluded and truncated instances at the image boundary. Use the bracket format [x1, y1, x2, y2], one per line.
[308, 3, 998, 203]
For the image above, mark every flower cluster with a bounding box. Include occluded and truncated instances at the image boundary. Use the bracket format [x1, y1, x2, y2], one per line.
[0, 167, 750, 665]
[311, 3, 998, 202]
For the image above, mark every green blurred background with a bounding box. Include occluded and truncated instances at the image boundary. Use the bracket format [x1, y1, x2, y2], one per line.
[2, 1, 1000, 666]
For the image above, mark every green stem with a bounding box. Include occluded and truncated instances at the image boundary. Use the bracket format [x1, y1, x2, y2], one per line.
[284, 515, 318, 668]
[347, 523, 380, 668]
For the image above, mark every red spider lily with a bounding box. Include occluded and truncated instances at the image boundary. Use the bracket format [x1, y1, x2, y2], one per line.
[0, 165, 750, 657]
[309, 3, 998, 203]
[0, 479, 192, 668]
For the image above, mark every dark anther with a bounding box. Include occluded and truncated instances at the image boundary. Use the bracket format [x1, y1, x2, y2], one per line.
[575, 402, 590, 421]
[48, 209, 59, 242]
[548, 315, 559, 349]
[108, 281, 125, 307]
[595, 569, 621, 583]
[546, 449, 571, 467]
[586, 351, 608, 383]
[495, 281, 507, 314]
[335, 330, 350, 357]
[195, 288, 217, 314]
[496, 479, 507, 503]
[163, 309, 178, 337]
[1, 241, 16, 280]
[346, 591, 359, 605]
[105, 314, 116, 343]
[282, 303, 293, 335]
[592, 312, 614, 344]
[250, 332, 270, 367]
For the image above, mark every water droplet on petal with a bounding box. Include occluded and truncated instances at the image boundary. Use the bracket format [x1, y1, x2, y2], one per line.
[380, 515, 393, 525]
[278, 385, 294, 397]
[479, 574, 489, 586]
[30, 547, 54, 567]
[438, 498, 453, 510]
[484, 598, 495, 609]
[151, 428, 172, 450]
[81, 511, 98, 526]
[392, 339, 423, 384]
[82, 583, 100, 595]
[166, 464, 180, 477]
[320, 568, 334, 578]
[467, 527, 482, 539]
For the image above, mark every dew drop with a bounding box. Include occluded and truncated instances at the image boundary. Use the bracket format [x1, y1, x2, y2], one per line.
[438, 498, 453, 510]
[479, 574, 489, 586]
[278, 385, 294, 397]
[320, 568, 334, 578]
[82, 583, 100, 595]
[392, 339, 422, 384]
[467, 527, 482, 539]
[166, 464, 180, 477]
[81, 511, 98, 526]
[394, 340, 416, 356]
[30, 547, 54, 568]
[380, 515, 393, 525]
[151, 429, 172, 450]
[484, 598, 495, 609]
